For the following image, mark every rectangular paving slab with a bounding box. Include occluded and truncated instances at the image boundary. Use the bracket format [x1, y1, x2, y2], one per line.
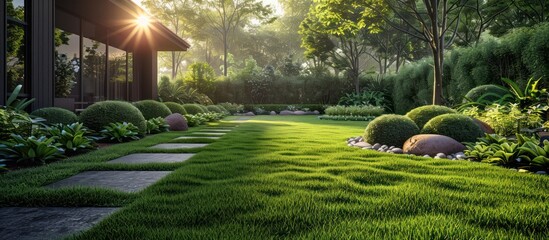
[0, 207, 119, 240]
[45, 171, 172, 193]
[201, 129, 232, 132]
[150, 143, 209, 149]
[175, 136, 220, 140]
[192, 132, 226, 136]
[107, 153, 195, 164]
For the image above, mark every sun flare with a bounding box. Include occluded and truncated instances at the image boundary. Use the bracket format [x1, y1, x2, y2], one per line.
[136, 15, 150, 27]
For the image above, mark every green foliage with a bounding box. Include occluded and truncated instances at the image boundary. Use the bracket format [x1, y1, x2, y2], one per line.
[519, 140, 549, 171]
[133, 100, 172, 120]
[146, 117, 170, 134]
[318, 115, 375, 121]
[463, 84, 512, 104]
[163, 102, 187, 115]
[462, 103, 544, 136]
[391, 59, 435, 113]
[206, 105, 223, 114]
[30, 107, 78, 125]
[197, 112, 223, 122]
[422, 114, 484, 143]
[405, 105, 457, 129]
[364, 114, 420, 147]
[54, 53, 77, 97]
[100, 122, 141, 143]
[218, 102, 243, 114]
[6, 84, 34, 112]
[198, 104, 210, 113]
[0, 135, 64, 167]
[214, 105, 229, 115]
[338, 91, 389, 109]
[45, 123, 97, 155]
[158, 77, 213, 105]
[502, 77, 548, 110]
[0, 108, 32, 140]
[185, 62, 216, 95]
[184, 115, 205, 127]
[242, 104, 326, 114]
[79, 101, 147, 133]
[325, 105, 384, 117]
[182, 104, 206, 115]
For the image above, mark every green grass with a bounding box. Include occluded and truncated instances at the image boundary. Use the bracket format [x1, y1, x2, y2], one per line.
[1, 116, 548, 239]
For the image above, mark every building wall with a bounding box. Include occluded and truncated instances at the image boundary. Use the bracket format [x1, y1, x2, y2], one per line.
[30, 0, 54, 109]
[0, 1, 6, 106]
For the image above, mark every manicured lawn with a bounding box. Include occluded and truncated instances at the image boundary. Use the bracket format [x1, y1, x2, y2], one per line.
[2, 116, 549, 239]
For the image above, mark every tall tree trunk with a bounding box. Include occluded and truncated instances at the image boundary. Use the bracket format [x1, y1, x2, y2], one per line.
[223, 33, 228, 76]
[171, 51, 177, 80]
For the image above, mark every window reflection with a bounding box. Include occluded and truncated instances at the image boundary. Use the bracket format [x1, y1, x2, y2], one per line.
[108, 46, 127, 100]
[6, 23, 26, 93]
[82, 38, 106, 103]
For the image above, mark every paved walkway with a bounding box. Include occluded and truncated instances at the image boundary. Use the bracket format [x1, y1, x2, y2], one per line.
[0, 121, 243, 240]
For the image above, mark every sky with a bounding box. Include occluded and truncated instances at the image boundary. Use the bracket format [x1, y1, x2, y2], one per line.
[132, 0, 283, 16]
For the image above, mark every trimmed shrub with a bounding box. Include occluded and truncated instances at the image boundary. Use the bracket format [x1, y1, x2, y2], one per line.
[364, 114, 420, 147]
[198, 104, 210, 113]
[133, 100, 172, 120]
[325, 105, 384, 117]
[206, 105, 223, 113]
[463, 84, 510, 103]
[164, 102, 187, 115]
[79, 101, 147, 132]
[182, 104, 206, 114]
[405, 105, 457, 129]
[30, 107, 78, 125]
[215, 105, 229, 114]
[218, 102, 244, 114]
[421, 113, 484, 143]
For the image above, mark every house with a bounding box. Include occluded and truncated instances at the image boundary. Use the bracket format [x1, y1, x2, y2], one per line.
[1, 0, 190, 110]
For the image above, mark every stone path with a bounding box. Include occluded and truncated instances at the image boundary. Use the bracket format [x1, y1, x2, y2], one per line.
[191, 132, 226, 136]
[108, 153, 195, 164]
[150, 143, 210, 149]
[3, 122, 241, 239]
[46, 171, 172, 193]
[0, 207, 119, 240]
[175, 136, 221, 140]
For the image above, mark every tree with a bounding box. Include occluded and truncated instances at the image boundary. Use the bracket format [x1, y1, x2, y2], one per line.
[486, 0, 549, 37]
[184, 62, 217, 96]
[142, 0, 194, 79]
[300, 0, 383, 94]
[194, 0, 273, 76]
[366, 0, 466, 104]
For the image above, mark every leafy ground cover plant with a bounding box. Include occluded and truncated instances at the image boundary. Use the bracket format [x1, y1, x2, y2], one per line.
[462, 103, 544, 136]
[338, 90, 388, 109]
[184, 115, 204, 127]
[146, 117, 170, 134]
[100, 122, 141, 143]
[218, 102, 244, 114]
[0, 134, 64, 167]
[45, 123, 97, 155]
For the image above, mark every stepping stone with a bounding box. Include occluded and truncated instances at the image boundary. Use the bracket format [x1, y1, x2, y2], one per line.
[149, 143, 209, 149]
[107, 153, 194, 164]
[192, 132, 226, 136]
[202, 129, 232, 132]
[175, 136, 221, 140]
[45, 171, 172, 193]
[0, 207, 119, 240]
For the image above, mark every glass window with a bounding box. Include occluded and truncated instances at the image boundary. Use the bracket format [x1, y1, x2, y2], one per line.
[55, 30, 80, 99]
[127, 52, 135, 100]
[108, 46, 127, 100]
[82, 38, 106, 103]
[6, 0, 25, 22]
[6, 22, 26, 93]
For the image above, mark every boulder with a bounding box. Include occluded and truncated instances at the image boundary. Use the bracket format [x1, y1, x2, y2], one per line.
[279, 110, 294, 115]
[293, 110, 306, 115]
[313, 110, 320, 115]
[403, 134, 466, 156]
[164, 113, 188, 131]
[354, 142, 372, 148]
[473, 118, 494, 134]
[244, 112, 255, 116]
[270, 111, 277, 115]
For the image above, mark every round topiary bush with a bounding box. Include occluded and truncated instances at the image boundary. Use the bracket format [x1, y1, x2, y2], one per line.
[182, 104, 206, 115]
[421, 113, 483, 143]
[164, 102, 187, 115]
[79, 101, 147, 132]
[464, 84, 510, 103]
[133, 100, 172, 120]
[31, 107, 78, 125]
[364, 114, 420, 147]
[406, 105, 457, 129]
[198, 104, 210, 113]
[215, 105, 229, 114]
[206, 105, 223, 113]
